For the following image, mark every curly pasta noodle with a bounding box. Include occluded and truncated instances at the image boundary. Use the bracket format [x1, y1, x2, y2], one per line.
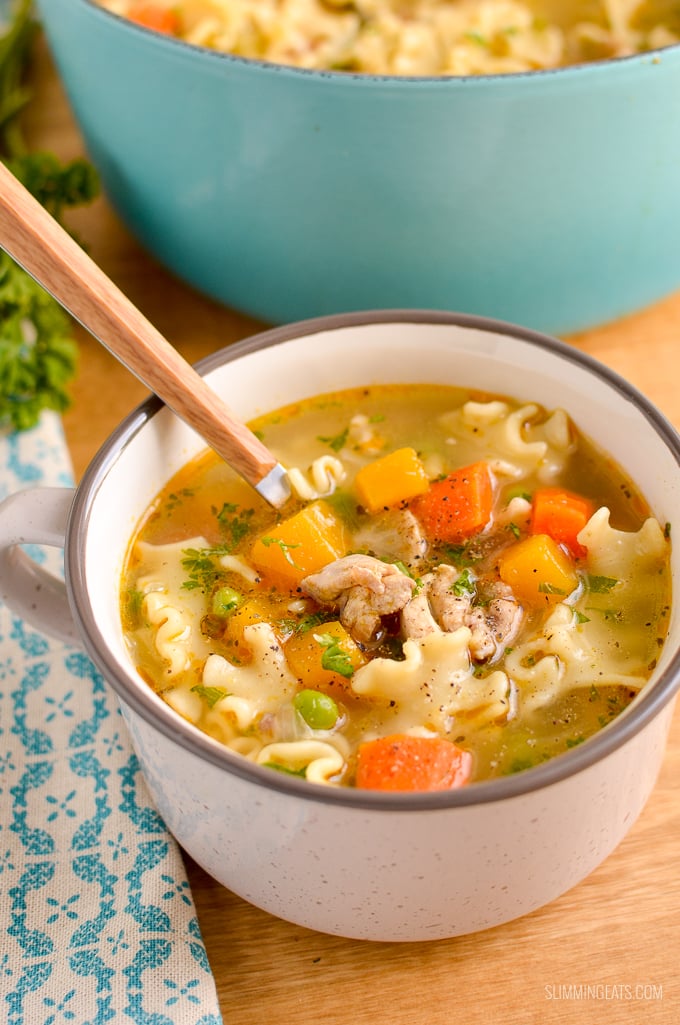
[256, 740, 345, 784]
[287, 455, 347, 501]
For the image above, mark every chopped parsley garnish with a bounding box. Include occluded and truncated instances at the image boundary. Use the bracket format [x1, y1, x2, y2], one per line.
[314, 632, 355, 678]
[166, 487, 195, 513]
[538, 581, 567, 595]
[451, 568, 476, 598]
[583, 574, 619, 594]
[317, 427, 349, 452]
[293, 610, 335, 634]
[259, 536, 301, 567]
[442, 542, 480, 567]
[213, 502, 254, 548]
[191, 684, 229, 708]
[181, 545, 232, 591]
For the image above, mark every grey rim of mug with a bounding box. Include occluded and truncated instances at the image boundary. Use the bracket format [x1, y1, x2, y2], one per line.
[65, 308, 680, 810]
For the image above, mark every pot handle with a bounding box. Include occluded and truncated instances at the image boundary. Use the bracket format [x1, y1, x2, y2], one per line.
[0, 486, 81, 645]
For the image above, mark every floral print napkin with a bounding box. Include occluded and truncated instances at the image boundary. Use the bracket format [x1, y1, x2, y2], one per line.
[0, 414, 223, 1025]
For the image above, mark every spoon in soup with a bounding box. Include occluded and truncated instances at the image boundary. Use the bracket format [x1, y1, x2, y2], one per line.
[0, 162, 291, 507]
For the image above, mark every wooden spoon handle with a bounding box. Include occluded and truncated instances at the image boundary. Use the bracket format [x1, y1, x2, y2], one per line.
[0, 162, 290, 506]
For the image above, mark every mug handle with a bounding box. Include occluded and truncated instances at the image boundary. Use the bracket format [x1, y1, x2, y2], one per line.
[0, 486, 81, 645]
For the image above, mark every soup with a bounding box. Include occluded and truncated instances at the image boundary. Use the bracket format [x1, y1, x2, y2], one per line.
[120, 384, 671, 791]
[99, 0, 680, 75]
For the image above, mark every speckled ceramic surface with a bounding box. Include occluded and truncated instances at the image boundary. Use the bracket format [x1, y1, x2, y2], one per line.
[2, 312, 680, 940]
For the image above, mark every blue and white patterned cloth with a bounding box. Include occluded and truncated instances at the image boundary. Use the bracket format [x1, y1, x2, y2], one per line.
[0, 414, 223, 1025]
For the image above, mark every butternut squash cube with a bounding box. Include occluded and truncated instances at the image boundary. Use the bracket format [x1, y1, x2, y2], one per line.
[223, 594, 281, 662]
[498, 533, 578, 607]
[250, 500, 347, 589]
[285, 620, 367, 691]
[355, 447, 430, 513]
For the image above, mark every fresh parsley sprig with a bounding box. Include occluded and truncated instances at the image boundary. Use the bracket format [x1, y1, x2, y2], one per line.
[0, 249, 77, 429]
[0, 0, 99, 432]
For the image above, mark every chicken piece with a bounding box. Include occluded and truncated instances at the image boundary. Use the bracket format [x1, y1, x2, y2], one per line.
[426, 565, 473, 633]
[301, 554, 416, 643]
[401, 566, 523, 663]
[400, 574, 442, 639]
[465, 583, 524, 661]
[353, 508, 428, 570]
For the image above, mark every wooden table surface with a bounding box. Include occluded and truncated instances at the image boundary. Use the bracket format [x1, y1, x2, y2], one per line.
[25, 36, 679, 1025]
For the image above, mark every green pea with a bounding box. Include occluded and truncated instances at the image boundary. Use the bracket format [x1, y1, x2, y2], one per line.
[293, 689, 339, 730]
[211, 586, 242, 617]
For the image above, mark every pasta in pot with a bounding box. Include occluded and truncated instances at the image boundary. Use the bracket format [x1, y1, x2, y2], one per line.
[121, 383, 672, 791]
[98, 0, 680, 75]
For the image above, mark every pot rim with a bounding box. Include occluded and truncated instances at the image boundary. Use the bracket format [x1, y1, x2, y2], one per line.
[76, 0, 680, 86]
[67, 308, 680, 811]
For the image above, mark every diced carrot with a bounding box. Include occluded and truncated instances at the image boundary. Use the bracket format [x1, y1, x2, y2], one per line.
[285, 620, 367, 691]
[530, 487, 594, 558]
[250, 500, 347, 589]
[411, 460, 493, 543]
[355, 734, 473, 792]
[355, 447, 430, 513]
[127, 4, 179, 34]
[498, 533, 578, 607]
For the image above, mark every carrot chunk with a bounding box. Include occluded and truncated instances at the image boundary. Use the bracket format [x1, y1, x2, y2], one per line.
[355, 734, 473, 792]
[530, 487, 594, 558]
[411, 460, 493, 543]
[127, 4, 179, 34]
[355, 447, 430, 513]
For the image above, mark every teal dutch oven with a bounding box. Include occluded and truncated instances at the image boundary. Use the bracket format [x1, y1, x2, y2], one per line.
[36, 0, 680, 334]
